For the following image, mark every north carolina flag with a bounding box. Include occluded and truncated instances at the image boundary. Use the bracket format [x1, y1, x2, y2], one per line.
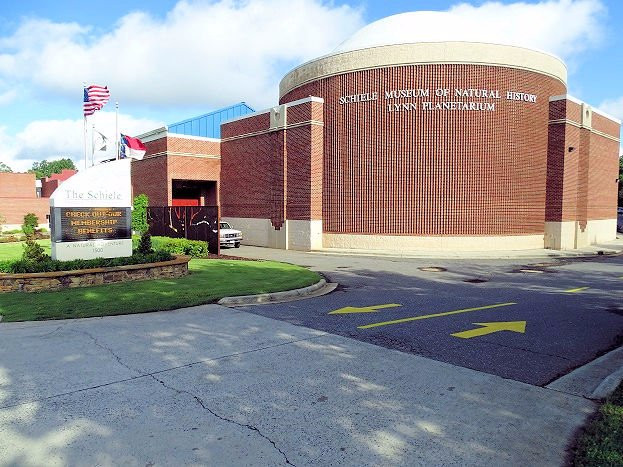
[120, 134, 147, 160]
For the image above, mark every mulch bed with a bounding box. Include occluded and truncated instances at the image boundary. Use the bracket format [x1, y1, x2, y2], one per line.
[206, 253, 261, 261]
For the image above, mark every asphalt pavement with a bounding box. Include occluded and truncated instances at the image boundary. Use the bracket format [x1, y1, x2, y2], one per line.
[226, 246, 623, 386]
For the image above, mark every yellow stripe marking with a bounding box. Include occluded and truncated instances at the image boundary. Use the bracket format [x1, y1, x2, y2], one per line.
[564, 287, 589, 293]
[358, 302, 517, 330]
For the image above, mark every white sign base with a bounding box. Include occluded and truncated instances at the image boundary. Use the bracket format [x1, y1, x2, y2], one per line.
[52, 239, 133, 262]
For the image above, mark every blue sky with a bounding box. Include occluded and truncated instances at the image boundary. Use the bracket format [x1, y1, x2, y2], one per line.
[0, 0, 621, 170]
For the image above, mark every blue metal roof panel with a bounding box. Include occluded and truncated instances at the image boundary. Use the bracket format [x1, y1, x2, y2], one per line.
[168, 102, 255, 138]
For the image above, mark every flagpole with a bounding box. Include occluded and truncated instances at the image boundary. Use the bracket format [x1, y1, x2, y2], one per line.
[83, 82, 88, 171]
[115, 102, 119, 160]
[91, 123, 96, 167]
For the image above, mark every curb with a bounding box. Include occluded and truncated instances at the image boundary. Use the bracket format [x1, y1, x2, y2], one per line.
[546, 345, 623, 399]
[217, 279, 335, 306]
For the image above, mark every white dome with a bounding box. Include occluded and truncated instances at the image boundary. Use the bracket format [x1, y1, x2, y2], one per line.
[334, 11, 547, 54]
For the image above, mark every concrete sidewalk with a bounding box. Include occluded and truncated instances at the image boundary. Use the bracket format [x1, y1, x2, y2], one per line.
[313, 233, 623, 259]
[0, 306, 594, 466]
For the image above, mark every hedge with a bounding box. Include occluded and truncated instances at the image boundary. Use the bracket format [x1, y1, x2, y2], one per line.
[132, 236, 209, 258]
[0, 250, 173, 274]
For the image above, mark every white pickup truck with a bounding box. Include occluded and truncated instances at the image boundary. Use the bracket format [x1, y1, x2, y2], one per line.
[219, 221, 243, 248]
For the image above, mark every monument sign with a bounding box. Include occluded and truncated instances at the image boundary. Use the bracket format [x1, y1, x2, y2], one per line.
[50, 159, 133, 261]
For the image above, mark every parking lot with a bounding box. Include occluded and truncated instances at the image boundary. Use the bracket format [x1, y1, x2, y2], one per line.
[230, 247, 623, 386]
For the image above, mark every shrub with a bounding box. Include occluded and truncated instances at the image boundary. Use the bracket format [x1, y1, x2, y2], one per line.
[137, 231, 153, 255]
[1, 250, 173, 274]
[22, 213, 39, 237]
[22, 237, 48, 262]
[132, 194, 149, 234]
[156, 237, 209, 258]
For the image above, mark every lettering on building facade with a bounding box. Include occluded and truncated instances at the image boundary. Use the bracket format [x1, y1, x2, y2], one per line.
[339, 87, 537, 112]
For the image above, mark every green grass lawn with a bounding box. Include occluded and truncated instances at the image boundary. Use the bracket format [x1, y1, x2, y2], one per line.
[0, 241, 321, 322]
[0, 239, 51, 261]
[574, 382, 623, 465]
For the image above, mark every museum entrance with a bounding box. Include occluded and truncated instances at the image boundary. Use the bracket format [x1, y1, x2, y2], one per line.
[171, 179, 217, 206]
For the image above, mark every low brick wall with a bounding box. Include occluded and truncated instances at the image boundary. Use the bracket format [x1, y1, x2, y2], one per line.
[0, 255, 191, 293]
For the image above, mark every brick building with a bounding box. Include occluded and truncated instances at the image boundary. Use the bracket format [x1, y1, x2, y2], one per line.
[0, 172, 50, 226]
[0, 169, 77, 226]
[132, 103, 253, 207]
[133, 16, 621, 252]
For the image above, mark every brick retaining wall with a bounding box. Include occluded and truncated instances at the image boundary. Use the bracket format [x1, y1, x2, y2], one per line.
[0, 255, 190, 293]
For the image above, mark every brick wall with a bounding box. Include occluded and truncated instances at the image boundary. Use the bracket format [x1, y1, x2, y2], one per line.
[132, 134, 222, 207]
[221, 100, 323, 228]
[0, 173, 36, 198]
[131, 156, 169, 206]
[41, 179, 60, 198]
[0, 198, 50, 224]
[546, 99, 620, 224]
[282, 64, 566, 236]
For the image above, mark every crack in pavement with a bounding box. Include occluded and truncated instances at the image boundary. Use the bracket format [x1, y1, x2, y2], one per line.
[0, 333, 328, 411]
[72, 329, 142, 376]
[5, 327, 306, 465]
[149, 373, 296, 466]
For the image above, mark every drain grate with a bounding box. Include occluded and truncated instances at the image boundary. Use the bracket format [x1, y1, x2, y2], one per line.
[418, 266, 447, 272]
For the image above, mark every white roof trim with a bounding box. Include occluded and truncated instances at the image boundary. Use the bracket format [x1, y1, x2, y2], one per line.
[285, 96, 325, 107]
[137, 127, 168, 143]
[592, 108, 622, 125]
[221, 108, 271, 125]
[549, 94, 583, 105]
[221, 96, 324, 125]
[167, 133, 221, 143]
[549, 95, 622, 124]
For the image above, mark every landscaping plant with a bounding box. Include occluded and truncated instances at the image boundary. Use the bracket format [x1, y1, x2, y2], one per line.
[132, 194, 149, 234]
[21, 213, 39, 237]
[137, 231, 154, 255]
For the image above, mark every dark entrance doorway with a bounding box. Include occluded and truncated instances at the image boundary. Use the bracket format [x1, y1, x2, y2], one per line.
[171, 180, 217, 206]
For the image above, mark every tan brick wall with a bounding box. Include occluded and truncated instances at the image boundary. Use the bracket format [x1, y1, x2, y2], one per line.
[282, 64, 566, 236]
[0, 198, 50, 224]
[0, 173, 36, 198]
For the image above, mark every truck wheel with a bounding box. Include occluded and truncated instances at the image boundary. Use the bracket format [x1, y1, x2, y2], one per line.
[234, 242, 240, 248]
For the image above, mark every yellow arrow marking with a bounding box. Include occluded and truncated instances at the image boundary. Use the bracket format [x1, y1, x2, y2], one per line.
[329, 304, 402, 315]
[358, 302, 517, 329]
[451, 321, 527, 339]
[564, 287, 589, 293]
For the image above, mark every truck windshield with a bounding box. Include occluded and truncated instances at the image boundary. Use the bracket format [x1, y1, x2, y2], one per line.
[220, 222, 232, 229]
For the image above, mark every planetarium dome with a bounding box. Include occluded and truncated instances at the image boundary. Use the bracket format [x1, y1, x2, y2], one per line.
[333, 11, 556, 56]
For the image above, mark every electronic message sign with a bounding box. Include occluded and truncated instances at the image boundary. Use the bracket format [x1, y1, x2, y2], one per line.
[49, 159, 133, 261]
[52, 207, 131, 242]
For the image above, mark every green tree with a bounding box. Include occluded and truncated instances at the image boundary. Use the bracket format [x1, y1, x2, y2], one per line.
[132, 194, 149, 234]
[30, 158, 76, 179]
[22, 213, 39, 237]
[0, 162, 12, 173]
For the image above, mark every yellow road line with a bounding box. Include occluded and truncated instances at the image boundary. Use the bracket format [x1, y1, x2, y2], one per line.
[564, 287, 589, 293]
[358, 302, 517, 330]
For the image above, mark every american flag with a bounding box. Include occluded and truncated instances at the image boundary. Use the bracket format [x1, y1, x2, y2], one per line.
[83, 85, 110, 116]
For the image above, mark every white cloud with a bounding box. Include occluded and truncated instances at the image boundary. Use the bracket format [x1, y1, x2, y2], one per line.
[448, 0, 604, 58]
[0, 112, 163, 172]
[337, 0, 604, 60]
[0, 0, 364, 108]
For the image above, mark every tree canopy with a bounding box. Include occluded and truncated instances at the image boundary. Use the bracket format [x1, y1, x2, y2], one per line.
[0, 162, 12, 173]
[29, 158, 76, 179]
